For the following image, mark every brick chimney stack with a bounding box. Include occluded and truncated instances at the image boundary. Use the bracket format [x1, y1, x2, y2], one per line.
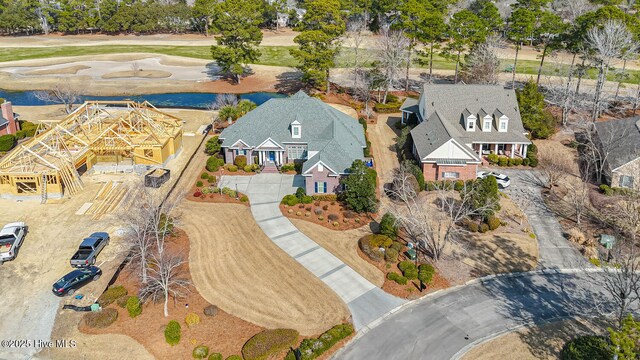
[0, 101, 19, 135]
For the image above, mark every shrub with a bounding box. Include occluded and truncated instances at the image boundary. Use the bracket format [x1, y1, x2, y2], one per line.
[205, 136, 221, 155]
[185, 312, 201, 327]
[387, 272, 408, 285]
[467, 221, 479, 233]
[391, 241, 403, 252]
[240, 195, 249, 202]
[241, 329, 299, 360]
[243, 165, 253, 172]
[206, 156, 225, 172]
[201, 172, 210, 180]
[454, 180, 465, 191]
[398, 260, 416, 273]
[479, 223, 489, 233]
[0, 134, 16, 152]
[395, 120, 407, 129]
[116, 295, 130, 308]
[379, 212, 398, 240]
[358, 235, 391, 261]
[165, 320, 181, 346]
[328, 214, 339, 221]
[314, 208, 323, 215]
[234, 155, 247, 168]
[523, 158, 530, 166]
[301, 195, 313, 204]
[508, 158, 515, 166]
[295, 187, 306, 199]
[599, 185, 612, 195]
[385, 248, 399, 262]
[208, 353, 223, 360]
[193, 345, 210, 359]
[560, 335, 613, 360]
[486, 216, 501, 231]
[312, 194, 338, 201]
[226, 356, 242, 360]
[322, 205, 329, 211]
[514, 158, 523, 166]
[208, 175, 217, 184]
[221, 187, 237, 197]
[194, 190, 202, 197]
[84, 308, 118, 328]
[487, 153, 499, 164]
[332, 221, 339, 227]
[374, 101, 402, 113]
[196, 181, 203, 187]
[567, 228, 586, 245]
[403, 266, 418, 280]
[203, 305, 218, 317]
[282, 194, 299, 206]
[317, 215, 324, 221]
[226, 164, 238, 172]
[202, 188, 213, 194]
[126, 296, 142, 318]
[498, 156, 508, 167]
[97, 285, 128, 307]
[292, 324, 354, 360]
[343, 210, 356, 219]
[418, 264, 436, 285]
[280, 163, 295, 172]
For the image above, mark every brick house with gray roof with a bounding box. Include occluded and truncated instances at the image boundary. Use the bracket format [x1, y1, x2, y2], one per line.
[401, 84, 531, 181]
[219, 91, 367, 194]
[593, 117, 640, 190]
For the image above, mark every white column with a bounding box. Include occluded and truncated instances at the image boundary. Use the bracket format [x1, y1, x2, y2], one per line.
[258, 151, 263, 164]
[510, 144, 515, 158]
[522, 144, 528, 158]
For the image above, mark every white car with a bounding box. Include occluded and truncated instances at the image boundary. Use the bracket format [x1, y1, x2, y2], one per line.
[477, 171, 511, 189]
[0, 222, 27, 265]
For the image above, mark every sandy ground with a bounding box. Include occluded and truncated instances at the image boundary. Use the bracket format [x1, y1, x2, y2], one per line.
[290, 218, 385, 287]
[462, 318, 608, 360]
[368, 114, 401, 199]
[181, 202, 350, 336]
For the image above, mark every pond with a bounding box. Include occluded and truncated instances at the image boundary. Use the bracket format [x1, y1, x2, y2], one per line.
[0, 90, 286, 109]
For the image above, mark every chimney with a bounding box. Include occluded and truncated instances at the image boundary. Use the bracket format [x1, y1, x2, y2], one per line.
[1, 101, 18, 135]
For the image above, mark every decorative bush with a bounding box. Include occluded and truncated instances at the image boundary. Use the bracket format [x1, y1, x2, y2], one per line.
[240, 195, 249, 202]
[196, 181, 203, 187]
[486, 216, 501, 231]
[201, 172, 210, 179]
[317, 216, 324, 221]
[194, 190, 202, 197]
[206, 156, 225, 172]
[418, 264, 436, 285]
[403, 266, 418, 280]
[343, 210, 356, 219]
[312, 194, 338, 201]
[301, 195, 313, 204]
[391, 241, 404, 252]
[193, 345, 209, 359]
[234, 155, 247, 168]
[0, 134, 16, 152]
[221, 187, 237, 198]
[97, 285, 128, 307]
[205, 136, 221, 155]
[487, 153, 499, 164]
[332, 221, 339, 227]
[241, 329, 299, 360]
[314, 208, 323, 215]
[282, 194, 299, 206]
[514, 158, 523, 166]
[226, 164, 238, 172]
[498, 156, 508, 167]
[374, 101, 402, 113]
[280, 163, 295, 172]
[185, 312, 201, 327]
[203, 305, 218, 317]
[208, 353, 223, 360]
[164, 320, 181, 346]
[567, 228, 586, 245]
[385, 248, 399, 262]
[117, 295, 130, 308]
[296, 211, 302, 216]
[523, 158, 531, 166]
[226, 356, 242, 360]
[328, 214, 339, 221]
[479, 223, 489, 233]
[83, 308, 118, 328]
[290, 323, 354, 360]
[322, 205, 329, 210]
[387, 272, 408, 285]
[467, 221, 479, 233]
[202, 188, 213, 194]
[379, 212, 398, 239]
[560, 335, 613, 360]
[399, 260, 416, 272]
[126, 296, 142, 318]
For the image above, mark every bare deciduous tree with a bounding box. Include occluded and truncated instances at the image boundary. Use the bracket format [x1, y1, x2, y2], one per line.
[585, 20, 637, 121]
[579, 120, 629, 184]
[140, 250, 190, 317]
[567, 163, 591, 225]
[376, 26, 409, 104]
[346, 19, 368, 90]
[539, 151, 572, 189]
[552, 0, 592, 23]
[34, 82, 85, 114]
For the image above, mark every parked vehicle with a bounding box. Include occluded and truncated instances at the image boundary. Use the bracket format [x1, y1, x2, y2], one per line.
[52, 266, 102, 296]
[0, 222, 27, 265]
[70, 232, 109, 268]
[203, 124, 213, 134]
[477, 171, 511, 189]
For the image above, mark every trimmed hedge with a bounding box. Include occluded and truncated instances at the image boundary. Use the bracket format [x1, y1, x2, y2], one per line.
[84, 308, 118, 328]
[387, 272, 408, 285]
[234, 155, 247, 168]
[359, 234, 393, 261]
[418, 264, 435, 285]
[560, 335, 613, 360]
[288, 323, 354, 360]
[206, 156, 225, 172]
[97, 285, 128, 307]
[282, 194, 299, 206]
[312, 194, 338, 201]
[374, 101, 402, 113]
[126, 296, 142, 318]
[241, 329, 299, 360]
[165, 320, 181, 346]
[0, 134, 16, 152]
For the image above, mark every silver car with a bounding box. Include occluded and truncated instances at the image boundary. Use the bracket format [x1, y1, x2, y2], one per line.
[0, 222, 27, 265]
[477, 171, 511, 189]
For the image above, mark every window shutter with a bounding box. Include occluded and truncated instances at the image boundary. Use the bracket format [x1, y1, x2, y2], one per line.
[314, 182, 318, 193]
[324, 182, 327, 193]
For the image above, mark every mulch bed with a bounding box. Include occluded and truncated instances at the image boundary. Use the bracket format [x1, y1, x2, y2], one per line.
[280, 200, 372, 231]
[79, 229, 264, 359]
[186, 186, 250, 206]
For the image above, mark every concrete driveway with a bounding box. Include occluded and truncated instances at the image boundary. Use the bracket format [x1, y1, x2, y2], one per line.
[219, 174, 406, 330]
[335, 271, 619, 360]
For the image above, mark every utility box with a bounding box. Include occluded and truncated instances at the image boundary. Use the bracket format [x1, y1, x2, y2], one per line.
[144, 168, 170, 188]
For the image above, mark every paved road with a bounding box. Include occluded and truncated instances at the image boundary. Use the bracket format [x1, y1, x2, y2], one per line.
[219, 174, 406, 330]
[499, 169, 588, 269]
[335, 271, 615, 360]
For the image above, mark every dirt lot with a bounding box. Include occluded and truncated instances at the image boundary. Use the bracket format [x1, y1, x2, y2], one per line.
[181, 201, 350, 336]
[462, 318, 608, 360]
[368, 114, 402, 199]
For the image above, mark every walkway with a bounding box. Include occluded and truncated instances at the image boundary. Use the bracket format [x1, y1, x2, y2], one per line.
[500, 169, 588, 270]
[218, 174, 406, 330]
[335, 271, 618, 360]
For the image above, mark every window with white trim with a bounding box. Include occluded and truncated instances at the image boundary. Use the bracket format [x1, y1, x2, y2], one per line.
[483, 119, 491, 132]
[499, 121, 507, 131]
[286, 145, 307, 160]
[620, 175, 634, 188]
[315, 181, 327, 193]
[442, 172, 460, 179]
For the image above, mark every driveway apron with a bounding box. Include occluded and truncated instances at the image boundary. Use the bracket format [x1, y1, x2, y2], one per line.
[219, 174, 406, 330]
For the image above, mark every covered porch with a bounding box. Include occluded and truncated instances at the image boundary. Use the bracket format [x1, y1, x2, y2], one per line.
[255, 149, 285, 166]
[472, 143, 529, 159]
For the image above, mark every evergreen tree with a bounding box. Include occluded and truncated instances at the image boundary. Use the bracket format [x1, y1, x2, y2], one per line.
[340, 159, 378, 213]
[516, 80, 556, 139]
[444, 9, 487, 83]
[507, 7, 536, 88]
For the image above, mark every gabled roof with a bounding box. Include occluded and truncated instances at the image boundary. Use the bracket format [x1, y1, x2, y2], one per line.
[220, 91, 366, 174]
[594, 117, 640, 170]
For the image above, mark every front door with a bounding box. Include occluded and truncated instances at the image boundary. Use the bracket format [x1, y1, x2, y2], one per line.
[268, 151, 276, 162]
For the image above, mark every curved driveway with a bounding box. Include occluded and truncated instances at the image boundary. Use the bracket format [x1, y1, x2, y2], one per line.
[335, 271, 615, 360]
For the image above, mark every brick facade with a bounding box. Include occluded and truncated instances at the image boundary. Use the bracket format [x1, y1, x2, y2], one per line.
[421, 162, 477, 181]
[305, 165, 341, 194]
[0, 102, 19, 135]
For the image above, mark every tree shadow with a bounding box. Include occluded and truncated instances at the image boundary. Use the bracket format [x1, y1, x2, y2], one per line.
[274, 71, 304, 94]
[204, 62, 222, 80]
[461, 235, 538, 278]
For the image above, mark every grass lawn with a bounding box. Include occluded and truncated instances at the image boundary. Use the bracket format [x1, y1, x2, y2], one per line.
[2, 45, 638, 84]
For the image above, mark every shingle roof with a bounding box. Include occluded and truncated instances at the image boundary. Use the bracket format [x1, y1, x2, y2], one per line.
[0, 114, 7, 128]
[594, 117, 640, 170]
[410, 84, 530, 160]
[220, 91, 366, 174]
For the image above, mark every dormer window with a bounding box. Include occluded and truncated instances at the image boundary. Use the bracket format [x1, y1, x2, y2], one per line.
[482, 115, 492, 132]
[466, 115, 476, 131]
[291, 120, 301, 139]
[498, 115, 509, 132]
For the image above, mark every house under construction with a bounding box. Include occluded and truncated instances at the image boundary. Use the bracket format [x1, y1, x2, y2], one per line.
[0, 101, 183, 201]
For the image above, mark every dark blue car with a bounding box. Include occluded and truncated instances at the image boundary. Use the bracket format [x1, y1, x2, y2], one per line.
[52, 266, 102, 297]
